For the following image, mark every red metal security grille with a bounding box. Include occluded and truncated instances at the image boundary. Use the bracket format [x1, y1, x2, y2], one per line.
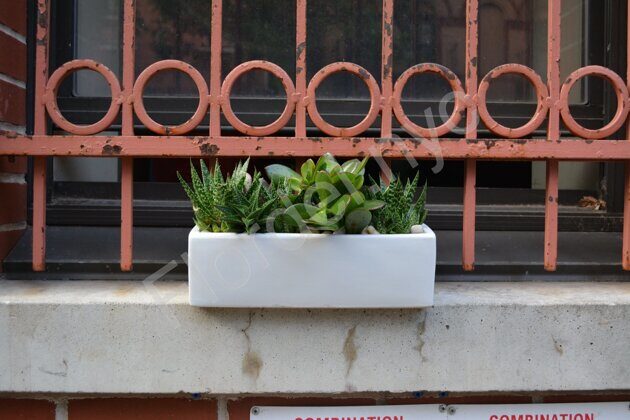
[1, 0, 630, 273]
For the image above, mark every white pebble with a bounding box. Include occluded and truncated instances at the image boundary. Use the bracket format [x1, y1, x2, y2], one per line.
[410, 224, 425, 234]
[361, 226, 380, 235]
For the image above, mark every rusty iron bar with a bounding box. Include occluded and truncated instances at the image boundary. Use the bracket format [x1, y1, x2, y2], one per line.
[296, 0, 307, 138]
[294, 0, 308, 170]
[380, 0, 394, 183]
[32, 0, 50, 272]
[544, 0, 562, 272]
[222, 61, 295, 136]
[210, 0, 222, 137]
[31, 58, 630, 142]
[134, 60, 209, 135]
[120, 0, 136, 272]
[4, 135, 630, 160]
[462, 0, 479, 271]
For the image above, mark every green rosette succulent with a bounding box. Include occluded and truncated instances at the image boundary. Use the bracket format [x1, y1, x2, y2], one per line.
[265, 153, 384, 233]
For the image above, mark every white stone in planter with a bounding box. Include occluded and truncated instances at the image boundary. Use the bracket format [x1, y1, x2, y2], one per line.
[188, 225, 436, 308]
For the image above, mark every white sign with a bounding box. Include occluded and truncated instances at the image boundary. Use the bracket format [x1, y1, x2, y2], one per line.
[251, 403, 630, 420]
[452, 402, 630, 420]
[251, 405, 443, 420]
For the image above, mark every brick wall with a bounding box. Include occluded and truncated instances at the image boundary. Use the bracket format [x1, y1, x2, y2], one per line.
[1, 394, 630, 419]
[0, 0, 27, 270]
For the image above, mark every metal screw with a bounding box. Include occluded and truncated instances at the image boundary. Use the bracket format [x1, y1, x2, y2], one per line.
[252, 407, 260, 416]
[448, 406, 457, 415]
[439, 405, 447, 413]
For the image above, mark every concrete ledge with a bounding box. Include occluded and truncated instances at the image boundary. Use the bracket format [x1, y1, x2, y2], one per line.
[0, 281, 629, 394]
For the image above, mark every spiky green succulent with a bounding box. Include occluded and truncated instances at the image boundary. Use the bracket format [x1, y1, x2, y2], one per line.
[178, 159, 289, 233]
[367, 173, 428, 234]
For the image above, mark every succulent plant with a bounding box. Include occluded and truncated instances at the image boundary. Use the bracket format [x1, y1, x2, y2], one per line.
[177, 159, 228, 232]
[366, 172, 428, 234]
[265, 153, 384, 233]
[178, 159, 289, 233]
[179, 154, 428, 235]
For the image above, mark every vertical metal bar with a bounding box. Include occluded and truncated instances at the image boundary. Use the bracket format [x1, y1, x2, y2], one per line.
[381, 0, 393, 139]
[295, 0, 307, 169]
[210, 0, 223, 137]
[120, 0, 136, 271]
[296, 0, 307, 138]
[462, 0, 478, 271]
[32, 0, 50, 271]
[545, 0, 561, 271]
[623, 0, 630, 270]
[380, 0, 394, 183]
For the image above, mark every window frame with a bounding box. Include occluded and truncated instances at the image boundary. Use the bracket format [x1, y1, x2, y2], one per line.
[31, 0, 628, 232]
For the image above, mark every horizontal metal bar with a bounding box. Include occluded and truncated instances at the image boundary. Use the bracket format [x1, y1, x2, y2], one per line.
[3, 135, 630, 160]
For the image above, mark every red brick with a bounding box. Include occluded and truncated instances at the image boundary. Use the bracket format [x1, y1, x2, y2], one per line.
[0, 0, 27, 36]
[0, 227, 25, 267]
[0, 182, 26, 224]
[0, 31, 26, 82]
[0, 79, 25, 126]
[0, 156, 27, 174]
[387, 394, 533, 405]
[541, 394, 630, 403]
[68, 398, 216, 420]
[0, 399, 55, 420]
[228, 397, 376, 420]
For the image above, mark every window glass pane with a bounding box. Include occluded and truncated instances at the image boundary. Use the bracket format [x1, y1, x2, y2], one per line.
[135, 0, 211, 96]
[75, 0, 587, 103]
[223, 0, 295, 97]
[307, 0, 381, 99]
[75, 0, 121, 96]
[392, 0, 586, 103]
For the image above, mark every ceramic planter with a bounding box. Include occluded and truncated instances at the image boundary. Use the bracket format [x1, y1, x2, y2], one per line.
[188, 225, 436, 308]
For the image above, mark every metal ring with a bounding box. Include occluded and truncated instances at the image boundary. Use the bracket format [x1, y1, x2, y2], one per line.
[307, 62, 381, 137]
[45, 60, 122, 135]
[560, 66, 629, 139]
[133, 60, 209, 135]
[477, 64, 549, 138]
[392, 63, 465, 138]
[221, 60, 296, 136]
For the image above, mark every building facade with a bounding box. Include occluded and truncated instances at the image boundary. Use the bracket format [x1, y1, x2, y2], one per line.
[0, 0, 629, 418]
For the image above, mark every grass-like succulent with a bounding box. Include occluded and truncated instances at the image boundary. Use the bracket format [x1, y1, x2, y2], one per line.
[367, 173, 428, 234]
[178, 159, 289, 233]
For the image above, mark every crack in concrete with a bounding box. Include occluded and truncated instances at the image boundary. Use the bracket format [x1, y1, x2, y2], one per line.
[242, 311, 263, 381]
[343, 325, 358, 377]
[414, 310, 428, 362]
[39, 359, 67, 377]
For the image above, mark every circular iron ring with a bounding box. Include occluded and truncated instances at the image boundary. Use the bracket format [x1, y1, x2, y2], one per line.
[133, 60, 209, 135]
[560, 66, 629, 139]
[45, 60, 122, 135]
[393, 63, 465, 138]
[478, 64, 549, 138]
[307, 62, 381, 137]
[221, 60, 296, 136]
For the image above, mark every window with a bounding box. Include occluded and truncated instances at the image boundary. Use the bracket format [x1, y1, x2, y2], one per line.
[13, 0, 625, 278]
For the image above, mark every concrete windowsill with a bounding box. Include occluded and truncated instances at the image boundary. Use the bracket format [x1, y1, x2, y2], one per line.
[1, 280, 629, 394]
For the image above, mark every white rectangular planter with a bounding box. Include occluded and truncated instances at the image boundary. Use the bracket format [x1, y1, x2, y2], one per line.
[188, 225, 436, 308]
